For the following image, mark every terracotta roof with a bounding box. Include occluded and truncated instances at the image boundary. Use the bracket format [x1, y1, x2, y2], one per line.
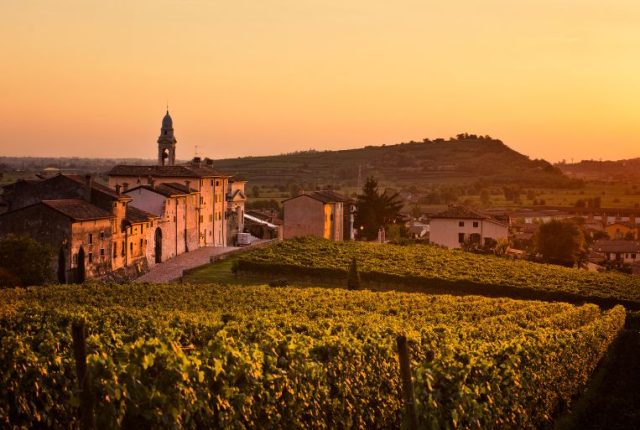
[163, 182, 197, 194]
[592, 240, 640, 254]
[62, 174, 121, 199]
[285, 190, 354, 204]
[126, 206, 157, 224]
[109, 164, 227, 178]
[227, 189, 246, 201]
[431, 205, 490, 220]
[41, 199, 112, 221]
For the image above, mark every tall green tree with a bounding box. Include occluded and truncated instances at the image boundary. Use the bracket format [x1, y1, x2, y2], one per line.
[534, 220, 586, 267]
[354, 177, 404, 240]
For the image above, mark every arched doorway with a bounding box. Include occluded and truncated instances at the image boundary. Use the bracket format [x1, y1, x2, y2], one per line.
[77, 246, 86, 283]
[155, 228, 163, 263]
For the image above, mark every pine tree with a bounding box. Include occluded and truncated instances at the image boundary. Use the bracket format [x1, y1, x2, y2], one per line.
[354, 177, 403, 240]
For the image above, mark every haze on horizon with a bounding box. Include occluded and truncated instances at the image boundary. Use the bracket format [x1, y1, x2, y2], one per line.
[1, 0, 639, 163]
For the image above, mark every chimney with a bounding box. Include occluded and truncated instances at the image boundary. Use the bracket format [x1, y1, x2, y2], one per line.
[84, 174, 92, 202]
[115, 184, 121, 195]
[192, 157, 202, 167]
[123, 182, 129, 191]
[184, 180, 191, 191]
[205, 157, 214, 167]
[149, 177, 155, 189]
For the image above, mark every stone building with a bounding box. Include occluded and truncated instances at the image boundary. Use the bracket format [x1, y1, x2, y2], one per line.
[124, 183, 199, 263]
[0, 110, 245, 282]
[0, 173, 156, 276]
[109, 111, 235, 248]
[0, 199, 113, 281]
[226, 179, 247, 244]
[283, 190, 353, 241]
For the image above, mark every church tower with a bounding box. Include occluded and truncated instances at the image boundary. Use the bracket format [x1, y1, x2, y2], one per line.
[158, 110, 177, 166]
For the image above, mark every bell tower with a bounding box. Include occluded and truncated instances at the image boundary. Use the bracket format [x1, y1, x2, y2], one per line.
[158, 110, 177, 166]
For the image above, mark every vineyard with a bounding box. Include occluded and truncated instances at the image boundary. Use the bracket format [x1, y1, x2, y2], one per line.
[234, 237, 640, 307]
[0, 282, 625, 429]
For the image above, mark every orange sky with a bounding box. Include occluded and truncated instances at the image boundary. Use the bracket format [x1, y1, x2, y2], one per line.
[1, 1, 639, 162]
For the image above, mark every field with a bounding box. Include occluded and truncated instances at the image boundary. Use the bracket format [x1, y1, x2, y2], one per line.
[0, 283, 625, 429]
[232, 237, 640, 307]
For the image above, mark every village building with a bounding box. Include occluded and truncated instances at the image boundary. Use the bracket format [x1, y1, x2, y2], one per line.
[124, 183, 199, 263]
[604, 222, 639, 240]
[0, 199, 113, 281]
[108, 111, 236, 248]
[0, 173, 159, 276]
[591, 240, 640, 264]
[0, 110, 244, 281]
[429, 205, 509, 249]
[283, 190, 354, 241]
[226, 179, 247, 244]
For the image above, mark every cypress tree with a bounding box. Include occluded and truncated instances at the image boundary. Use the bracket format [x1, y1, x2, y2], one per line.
[77, 247, 86, 283]
[347, 257, 361, 290]
[57, 246, 66, 284]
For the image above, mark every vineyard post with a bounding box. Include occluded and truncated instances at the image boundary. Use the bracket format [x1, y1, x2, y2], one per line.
[72, 320, 95, 430]
[397, 335, 418, 430]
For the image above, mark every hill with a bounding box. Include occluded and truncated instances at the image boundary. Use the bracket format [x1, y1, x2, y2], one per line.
[214, 135, 579, 190]
[557, 158, 640, 182]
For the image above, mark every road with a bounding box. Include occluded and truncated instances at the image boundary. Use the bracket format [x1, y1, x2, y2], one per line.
[135, 246, 237, 283]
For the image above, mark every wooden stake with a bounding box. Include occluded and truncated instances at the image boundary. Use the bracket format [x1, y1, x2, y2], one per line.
[397, 335, 418, 430]
[72, 321, 94, 430]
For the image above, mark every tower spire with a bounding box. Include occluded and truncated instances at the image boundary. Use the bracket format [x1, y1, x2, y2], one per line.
[158, 109, 177, 166]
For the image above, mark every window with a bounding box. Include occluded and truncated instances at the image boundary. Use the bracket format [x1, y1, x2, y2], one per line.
[139, 239, 143, 249]
[458, 233, 465, 243]
[100, 248, 105, 258]
[100, 231, 105, 240]
[633, 254, 637, 259]
[211, 180, 214, 186]
[215, 180, 220, 187]
[141, 225, 144, 234]
[330, 214, 334, 221]
[121, 242, 125, 256]
[130, 242, 133, 253]
[473, 222, 479, 228]
[209, 214, 213, 222]
[88, 252, 93, 263]
[73, 253, 78, 265]
[200, 196, 203, 204]
[458, 221, 464, 227]
[88, 233, 93, 244]
[113, 244, 117, 258]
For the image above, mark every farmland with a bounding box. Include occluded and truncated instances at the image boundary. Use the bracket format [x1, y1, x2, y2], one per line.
[233, 237, 640, 307]
[0, 283, 624, 429]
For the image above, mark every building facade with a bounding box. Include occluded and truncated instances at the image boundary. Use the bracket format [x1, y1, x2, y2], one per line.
[283, 190, 353, 241]
[0, 110, 243, 282]
[429, 205, 509, 249]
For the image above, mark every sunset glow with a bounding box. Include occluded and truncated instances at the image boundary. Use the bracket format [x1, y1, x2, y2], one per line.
[1, 0, 639, 161]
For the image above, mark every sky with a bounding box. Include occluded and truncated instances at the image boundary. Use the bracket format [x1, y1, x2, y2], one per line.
[1, 1, 639, 163]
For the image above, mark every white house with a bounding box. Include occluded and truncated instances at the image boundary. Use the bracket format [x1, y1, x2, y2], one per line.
[429, 205, 509, 249]
[592, 240, 640, 264]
